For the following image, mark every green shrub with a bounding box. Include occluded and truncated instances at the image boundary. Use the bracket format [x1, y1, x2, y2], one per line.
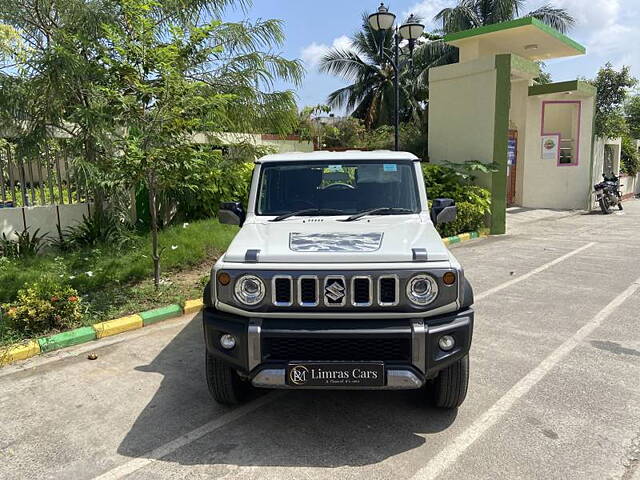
[170, 160, 254, 219]
[621, 135, 639, 176]
[437, 201, 487, 237]
[422, 163, 492, 236]
[0, 228, 47, 258]
[59, 213, 135, 250]
[1, 278, 84, 336]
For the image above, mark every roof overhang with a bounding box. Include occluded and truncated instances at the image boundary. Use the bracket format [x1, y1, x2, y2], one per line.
[528, 80, 596, 98]
[444, 17, 586, 62]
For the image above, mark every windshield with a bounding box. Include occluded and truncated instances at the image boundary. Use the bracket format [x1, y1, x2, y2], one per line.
[256, 160, 421, 216]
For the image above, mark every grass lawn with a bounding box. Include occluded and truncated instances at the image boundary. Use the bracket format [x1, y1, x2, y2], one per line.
[0, 219, 237, 346]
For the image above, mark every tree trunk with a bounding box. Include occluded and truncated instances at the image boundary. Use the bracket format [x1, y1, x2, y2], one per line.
[147, 171, 161, 289]
[84, 135, 105, 221]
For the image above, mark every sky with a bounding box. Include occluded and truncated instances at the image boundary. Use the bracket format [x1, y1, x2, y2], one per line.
[225, 0, 640, 113]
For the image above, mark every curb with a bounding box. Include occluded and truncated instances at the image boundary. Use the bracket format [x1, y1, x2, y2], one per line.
[0, 299, 204, 367]
[0, 340, 40, 365]
[140, 305, 183, 326]
[93, 314, 143, 339]
[38, 326, 96, 353]
[442, 230, 488, 246]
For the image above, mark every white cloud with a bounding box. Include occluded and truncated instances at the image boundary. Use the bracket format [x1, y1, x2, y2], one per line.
[553, 0, 640, 76]
[550, 0, 620, 29]
[403, 0, 454, 31]
[300, 35, 353, 68]
[407, 0, 640, 79]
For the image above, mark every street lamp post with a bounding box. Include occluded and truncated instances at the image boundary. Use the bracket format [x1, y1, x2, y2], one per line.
[368, 4, 425, 151]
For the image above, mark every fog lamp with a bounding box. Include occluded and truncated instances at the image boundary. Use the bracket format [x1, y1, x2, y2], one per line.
[438, 335, 455, 351]
[220, 334, 236, 350]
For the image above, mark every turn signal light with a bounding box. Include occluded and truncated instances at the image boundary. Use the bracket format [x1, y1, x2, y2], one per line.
[217, 271, 231, 286]
[443, 272, 456, 285]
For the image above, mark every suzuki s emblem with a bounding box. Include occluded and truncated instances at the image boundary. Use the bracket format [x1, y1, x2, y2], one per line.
[325, 278, 346, 305]
[289, 365, 309, 385]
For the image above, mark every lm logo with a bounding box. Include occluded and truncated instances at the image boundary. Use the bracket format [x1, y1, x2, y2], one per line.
[289, 365, 309, 385]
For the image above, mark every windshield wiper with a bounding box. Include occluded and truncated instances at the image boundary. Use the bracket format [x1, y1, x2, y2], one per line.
[340, 207, 414, 222]
[270, 208, 348, 222]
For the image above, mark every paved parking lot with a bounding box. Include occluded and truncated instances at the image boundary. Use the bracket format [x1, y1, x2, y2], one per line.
[1, 201, 639, 480]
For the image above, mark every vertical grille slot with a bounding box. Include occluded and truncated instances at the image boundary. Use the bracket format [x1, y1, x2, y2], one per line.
[273, 276, 292, 306]
[298, 277, 318, 306]
[379, 276, 398, 306]
[352, 277, 371, 306]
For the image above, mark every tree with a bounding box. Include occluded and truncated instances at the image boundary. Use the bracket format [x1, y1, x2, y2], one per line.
[626, 95, 640, 140]
[295, 104, 330, 146]
[435, 0, 575, 34]
[592, 63, 637, 139]
[1, 0, 302, 288]
[620, 135, 639, 176]
[319, 14, 433, 129]
[98, 0, 302, 287]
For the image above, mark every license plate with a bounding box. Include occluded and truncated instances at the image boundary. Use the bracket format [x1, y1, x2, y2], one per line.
[286, 362, 385, 387]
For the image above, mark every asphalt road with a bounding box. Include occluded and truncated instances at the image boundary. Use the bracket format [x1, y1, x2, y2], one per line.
[1, 202, 640, 480]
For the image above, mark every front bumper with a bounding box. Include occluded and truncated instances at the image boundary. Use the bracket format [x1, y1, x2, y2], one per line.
[203, 307, 473, 389]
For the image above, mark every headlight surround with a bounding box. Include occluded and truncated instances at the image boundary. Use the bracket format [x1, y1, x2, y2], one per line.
[234, 274, 265, 306]
[406, 274, 439, 306]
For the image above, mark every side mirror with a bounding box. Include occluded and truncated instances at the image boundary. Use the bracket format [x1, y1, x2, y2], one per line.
[219, 202, 246, 226]
[430, 198, 457, 225]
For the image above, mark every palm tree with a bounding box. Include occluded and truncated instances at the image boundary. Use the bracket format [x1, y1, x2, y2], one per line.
[320, 1, 574, 129]
[319, 14, 417, 129]
[435, 0, 575, 34]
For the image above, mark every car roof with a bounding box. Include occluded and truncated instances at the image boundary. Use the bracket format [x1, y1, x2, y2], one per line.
[256, 150, 420, 163]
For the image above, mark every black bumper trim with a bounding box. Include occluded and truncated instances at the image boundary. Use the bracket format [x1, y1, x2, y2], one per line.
[202, 307, 474, 377]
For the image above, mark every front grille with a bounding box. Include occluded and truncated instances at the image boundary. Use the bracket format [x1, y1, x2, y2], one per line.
[299, 277, 318, 305]
[379, 277, 397, 305]
[274, 277, 292, 305]
[264, 337, 411, 362]
[352, 277, 371, 305]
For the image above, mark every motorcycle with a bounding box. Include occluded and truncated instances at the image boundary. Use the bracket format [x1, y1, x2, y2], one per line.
[594, 174, 624, 214]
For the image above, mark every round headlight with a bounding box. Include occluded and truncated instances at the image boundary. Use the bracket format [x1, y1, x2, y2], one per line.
[406, 274, 438, 306]
[234, 275, 265, 306]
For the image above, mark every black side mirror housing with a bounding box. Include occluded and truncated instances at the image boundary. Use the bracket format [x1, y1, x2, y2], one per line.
[219, 202, 246, 226]
[430, 198, 457, 225]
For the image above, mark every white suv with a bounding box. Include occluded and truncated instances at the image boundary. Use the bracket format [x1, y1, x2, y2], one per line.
[203, 151, 473, 409]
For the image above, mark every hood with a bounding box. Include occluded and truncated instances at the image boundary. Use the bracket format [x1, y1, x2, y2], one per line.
[223, 216, 450, 264]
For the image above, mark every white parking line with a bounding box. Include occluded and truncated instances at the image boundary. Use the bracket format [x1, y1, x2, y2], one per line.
[92, 392, 282, 480]
[412, 275, 640, 480]
[475, 242, 596, 300]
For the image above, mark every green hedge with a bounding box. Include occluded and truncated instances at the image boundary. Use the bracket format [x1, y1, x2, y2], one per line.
[422, 163, 491, 237]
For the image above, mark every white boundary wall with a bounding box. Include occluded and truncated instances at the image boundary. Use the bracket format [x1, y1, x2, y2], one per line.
[620, 174, 639, 199]
[0, 203, 90, 242]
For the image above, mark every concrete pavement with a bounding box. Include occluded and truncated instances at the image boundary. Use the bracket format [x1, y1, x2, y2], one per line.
[1, 202, 639, 479]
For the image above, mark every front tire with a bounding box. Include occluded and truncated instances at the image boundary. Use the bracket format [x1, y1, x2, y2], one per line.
[618, 201, 624, 211]
[430, 355, 469, 409]
[598, 197, 611, 214]
[205, 351, 250, 405]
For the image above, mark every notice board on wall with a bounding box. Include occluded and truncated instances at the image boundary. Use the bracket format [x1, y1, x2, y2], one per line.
[541, 134, 559, 161]
[507, 137, 517, 165]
